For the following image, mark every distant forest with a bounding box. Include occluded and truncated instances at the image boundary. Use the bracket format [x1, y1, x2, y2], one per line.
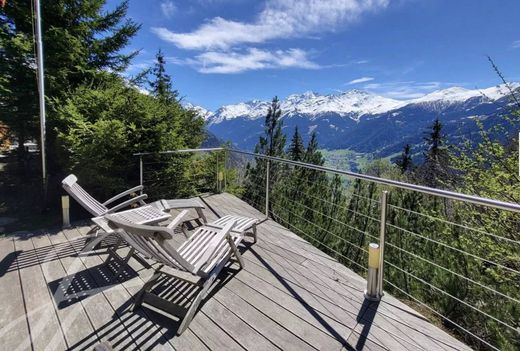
[238, 92, 520, 350]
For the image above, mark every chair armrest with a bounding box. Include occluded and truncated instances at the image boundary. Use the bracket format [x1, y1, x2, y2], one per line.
[106, 214, 176, 240]
[167, 210, 189, 230]
[193, 220, 235, 272]
[106, 194, 148, 213]
[103, 185, 144, 206]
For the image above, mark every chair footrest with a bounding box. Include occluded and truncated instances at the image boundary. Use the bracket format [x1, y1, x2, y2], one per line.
[143, 292, 188, 317]
[207, 215, 259, 234]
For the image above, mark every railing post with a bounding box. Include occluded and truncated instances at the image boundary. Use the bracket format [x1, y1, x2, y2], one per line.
[216, 152, 220, 192]
[139, 156, 143, 195]
[223, 149, 227, 191]
[265, 160, 270, 218]
[377, 190, 389, 298]
[365, 243, 380, 300]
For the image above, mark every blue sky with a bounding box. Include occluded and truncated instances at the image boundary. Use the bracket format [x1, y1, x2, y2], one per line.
[111, 0, 520, 110]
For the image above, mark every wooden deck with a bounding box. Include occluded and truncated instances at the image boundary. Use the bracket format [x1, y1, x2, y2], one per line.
[0, 193, 472, 351]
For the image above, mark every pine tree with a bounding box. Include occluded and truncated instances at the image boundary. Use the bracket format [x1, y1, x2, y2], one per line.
[287, 126, 305, 161]
[419, 118, 449, 187]
[263, 96, 285, 157]
[243, 96, 286, 212]
[150, 49, 177, 102]
[304, 131, 324, 166]
[396, 144, 413, 174]
[0, 0, 139, 163]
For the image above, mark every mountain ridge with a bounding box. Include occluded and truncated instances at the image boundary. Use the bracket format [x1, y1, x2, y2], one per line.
[187, 83, 520, 159]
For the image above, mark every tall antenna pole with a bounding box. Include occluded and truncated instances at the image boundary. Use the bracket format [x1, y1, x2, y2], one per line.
[34, 0, 47, 195]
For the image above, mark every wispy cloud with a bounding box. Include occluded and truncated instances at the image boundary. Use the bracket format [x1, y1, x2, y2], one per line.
[511, 40, 520, 49]
[178, 48, 320, 74]
[152, 0, 390, 50]
[363, 81, 447, 99]
[347, 76, 374, 85]
[160, 0, 176, 18]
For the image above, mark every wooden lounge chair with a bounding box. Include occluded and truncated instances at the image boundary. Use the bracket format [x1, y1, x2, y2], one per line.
[62, 174, 206, 251]
[106, 211, 246, 335]
[62, 174, 148, 218]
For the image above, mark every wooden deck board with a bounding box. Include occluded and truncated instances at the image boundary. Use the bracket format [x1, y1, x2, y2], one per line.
[13, 232, 69, 351]
[0, 236, 33, 351]
[0, 193, 473, 351]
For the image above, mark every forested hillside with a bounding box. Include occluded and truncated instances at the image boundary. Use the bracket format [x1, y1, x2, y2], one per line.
[238, 94, 520, 351]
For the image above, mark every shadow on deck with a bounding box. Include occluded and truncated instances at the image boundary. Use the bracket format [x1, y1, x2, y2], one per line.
[0, 193, 471, 351]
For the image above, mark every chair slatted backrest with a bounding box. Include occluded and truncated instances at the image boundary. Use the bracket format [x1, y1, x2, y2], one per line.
[106, 215, 196, 273]
[62, 174, 108, 216]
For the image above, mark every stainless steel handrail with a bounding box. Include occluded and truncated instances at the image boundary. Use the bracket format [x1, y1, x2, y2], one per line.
[133, 147, 224, 156]
[134, 147, 520, 212]
[227, 148, 520, 213]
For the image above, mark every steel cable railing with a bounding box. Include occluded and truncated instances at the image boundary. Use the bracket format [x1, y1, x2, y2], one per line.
[134, 147, 520, 350]
[389, 204, 520, 245]
[386, 223, 520, 276]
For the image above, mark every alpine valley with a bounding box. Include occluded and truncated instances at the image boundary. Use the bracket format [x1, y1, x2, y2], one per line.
[194, 84, 520, 167]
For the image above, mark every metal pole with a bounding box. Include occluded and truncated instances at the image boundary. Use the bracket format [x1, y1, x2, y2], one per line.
[377, 190, 388, 298]
[216, 152, 219, 192]
[223, 149, 227, 191]
[365, 243, 380, 301]
[34, 0, 47, 194]
[265, 160, 270, 218]
[139, 156, 143, 194]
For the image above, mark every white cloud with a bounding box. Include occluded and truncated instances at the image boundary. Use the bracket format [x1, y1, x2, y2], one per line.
[126, 61, 153, 72]
[160, 0, 176, 18]
[183, 48, 319, 74]
[152, 0, 390, 50]
[348, 76, 374, 84]
[511, 40, 520, 49]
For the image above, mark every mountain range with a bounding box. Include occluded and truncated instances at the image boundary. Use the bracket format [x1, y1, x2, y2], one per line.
[190, 83, 519, 159]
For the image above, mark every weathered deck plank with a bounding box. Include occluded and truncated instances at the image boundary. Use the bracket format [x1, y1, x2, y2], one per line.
[13, 232, 69, 351]
[0, 236, 32, 350]
[0, 193, 473, 351]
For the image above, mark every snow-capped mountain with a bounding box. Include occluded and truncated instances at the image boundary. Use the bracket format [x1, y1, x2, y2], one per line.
[183, 103, 214, 121]
[193, 83, 519, 157]
[206, 90, 404, 125]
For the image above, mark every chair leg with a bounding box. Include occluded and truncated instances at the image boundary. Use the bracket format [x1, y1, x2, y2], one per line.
[80, 231, 110, 254]
[227, 237, 244, 269]
[195, 208, 207, 224]
[181, 223, 189, 239]
[114, 248, 135, 277]
[177, 277, 214, 335]
[252, 225, 257, 243]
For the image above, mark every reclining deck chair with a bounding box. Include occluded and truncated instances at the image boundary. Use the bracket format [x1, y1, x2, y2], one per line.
[62, 174, 206, 251]
[107, 211, 245, 335]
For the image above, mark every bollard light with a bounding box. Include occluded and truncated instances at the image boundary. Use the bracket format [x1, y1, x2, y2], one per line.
[62, 195, 71, 228]
[364, 242, 381, 301]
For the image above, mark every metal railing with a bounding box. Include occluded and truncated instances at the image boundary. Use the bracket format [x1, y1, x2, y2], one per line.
[134, 147, 520, 351]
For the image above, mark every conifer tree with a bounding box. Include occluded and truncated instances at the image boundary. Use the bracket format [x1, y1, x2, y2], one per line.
[288, 126, 305, 161]
[150, 49, 177, 102]
[0, 0, 139, 163]
[244, 96, 286, 212]
[419, 118, 449, 187]
[304, 131, 324, 166]
[396, 144, 413, 174]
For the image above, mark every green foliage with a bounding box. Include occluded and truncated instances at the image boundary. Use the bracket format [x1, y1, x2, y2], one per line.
[0, 0, 139, 163]
[54, 75, 204, 198]
[396, 144, 413, 174]
[288, 126, 305, 161]
[238, 94, 520, 350]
